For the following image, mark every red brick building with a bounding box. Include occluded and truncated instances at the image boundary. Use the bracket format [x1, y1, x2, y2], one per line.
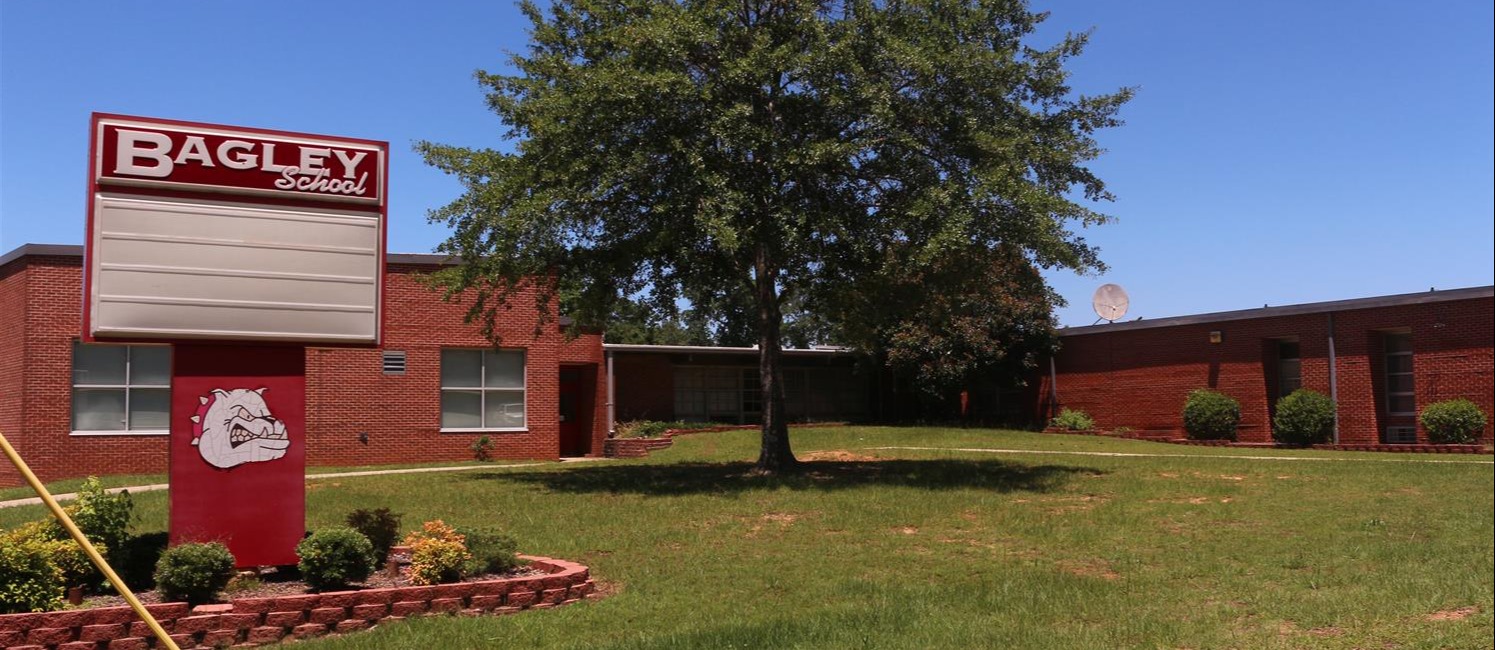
[1, 244, 608, 487]
[1036, 287, 1494, 445]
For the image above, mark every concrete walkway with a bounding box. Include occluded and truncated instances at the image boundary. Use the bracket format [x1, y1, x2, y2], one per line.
[0, 459, 608, 509]
[868, 446, 1495, 465]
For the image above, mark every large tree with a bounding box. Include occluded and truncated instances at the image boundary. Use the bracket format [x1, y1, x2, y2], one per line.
[420, 0, 1130, 472]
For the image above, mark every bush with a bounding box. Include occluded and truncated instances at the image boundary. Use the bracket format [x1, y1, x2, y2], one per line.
[471, 435, 494, 461]
[1048, 408, 1095, 431]
[346, 508, 403, 563]
[154, 542, 235, 605]
[456, 526, 520, 576]
[1421, 398, 1489, 444]
[297, 528, 377, 591]
[614, 420, 671, 439]
[49, 477, 133, 556]
[1272, 389, 1336, 445]
[0, 529, 64, 613]
[403, 520, 470, 586]
[3, 520, 105, 591]
[1182, 389, 1241, 440]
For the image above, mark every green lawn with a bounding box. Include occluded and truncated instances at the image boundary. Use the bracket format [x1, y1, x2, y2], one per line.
[4, 427, 1492, 649]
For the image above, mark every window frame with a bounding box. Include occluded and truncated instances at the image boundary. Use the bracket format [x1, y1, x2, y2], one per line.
[70, 342, 172, 436]
[439, 348, 529, 433]
[1382, 331, 1415, 416]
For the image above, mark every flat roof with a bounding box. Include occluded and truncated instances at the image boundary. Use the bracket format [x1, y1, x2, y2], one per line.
[1060, 285, 1493, 336]
[6, 243, 1489, 339]
[604, 343, 852, 356]
[0, 243, 459, 268]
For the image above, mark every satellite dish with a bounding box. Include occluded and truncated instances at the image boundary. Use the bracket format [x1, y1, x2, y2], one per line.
[1092, 284, 1129, 322]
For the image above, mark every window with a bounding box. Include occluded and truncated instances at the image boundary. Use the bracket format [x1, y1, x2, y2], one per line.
[1276, 340, 1302, 399]
[1383, 332, 1414, 415]
[673, 365, 868, 424]
[72, 343, 170, 434]
[440, 349, 526, 430]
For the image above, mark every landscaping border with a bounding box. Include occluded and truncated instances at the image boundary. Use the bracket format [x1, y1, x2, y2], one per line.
[603, 423, 848, 459]
[0, 555, 593, 650]
[1043, 428, 1492, 455]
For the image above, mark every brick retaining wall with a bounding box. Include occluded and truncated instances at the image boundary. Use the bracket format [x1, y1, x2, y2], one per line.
[0, 555, 592, 650]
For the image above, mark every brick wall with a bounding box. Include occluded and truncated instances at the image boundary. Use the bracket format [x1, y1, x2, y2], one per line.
[0, 253, 605, 487]
[0, 260, 28, 487]
[1037, 293, 1494, 445]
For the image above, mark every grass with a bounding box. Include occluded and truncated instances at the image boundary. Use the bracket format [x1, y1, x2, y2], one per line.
[4, 426, 1491, 649]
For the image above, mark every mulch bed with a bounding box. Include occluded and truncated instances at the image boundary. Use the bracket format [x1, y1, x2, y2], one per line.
[80, 550, 546, 608]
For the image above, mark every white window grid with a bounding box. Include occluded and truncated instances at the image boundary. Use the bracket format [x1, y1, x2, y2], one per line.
[440, 349, 527, 431]
[71, 343, 170, 436]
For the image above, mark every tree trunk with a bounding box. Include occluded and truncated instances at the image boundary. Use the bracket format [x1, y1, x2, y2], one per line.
[754, 246, 796, 473]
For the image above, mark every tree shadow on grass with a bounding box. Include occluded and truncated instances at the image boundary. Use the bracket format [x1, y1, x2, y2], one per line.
[453, 459, 1104, 497]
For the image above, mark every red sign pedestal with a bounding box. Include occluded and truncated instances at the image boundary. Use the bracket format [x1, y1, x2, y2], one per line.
[170, 345, 306, 567]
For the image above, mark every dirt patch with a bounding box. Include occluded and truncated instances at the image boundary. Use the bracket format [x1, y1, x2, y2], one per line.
[761, 512, 802, 524]
[1426, 606, 1478, 621]
[1308, 627, 1344, 637]
[893, 526, 919, 535]
[800, 450, 879, 462]
[1057, 559, 1119, 580]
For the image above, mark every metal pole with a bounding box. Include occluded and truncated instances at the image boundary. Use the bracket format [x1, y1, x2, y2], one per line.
[0, 430, 180, 650]
[1048, 355, 1060, 414]
[605, 351, 616, 436]
[1327, 312, 1340, 445]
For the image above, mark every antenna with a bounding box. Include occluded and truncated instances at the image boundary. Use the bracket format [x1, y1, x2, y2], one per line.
[1092, 284, 1129, 323]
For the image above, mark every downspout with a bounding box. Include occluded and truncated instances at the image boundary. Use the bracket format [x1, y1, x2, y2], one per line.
[1048, 354, 1060, 417]
[1327, 312, 1339, 444]
[606, 350, 616, 437]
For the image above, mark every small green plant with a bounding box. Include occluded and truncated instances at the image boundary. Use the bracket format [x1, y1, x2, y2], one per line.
[615, 420, 671, 438]
[403, 520, 471, 586]
[471, 435, 494, 461]
[456, 526, 520, 576]
[154, 542, 236, 605]
[1272, 389, 1336, 445]
[1182, 389, 1241, 440]
[346, 507, 403, 563]
[1048, 408, 1096, 431]
[297, 528, 377, 591]
[1420, 398, 1488, 444]
[0, 528, 65, 613]
[48, 477, 133, 555]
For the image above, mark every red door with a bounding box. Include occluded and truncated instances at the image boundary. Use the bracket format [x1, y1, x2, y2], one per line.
[558, 366, 594, 457]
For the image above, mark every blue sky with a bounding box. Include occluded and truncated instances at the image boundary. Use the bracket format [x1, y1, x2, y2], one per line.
[2, 1, 1490, 327]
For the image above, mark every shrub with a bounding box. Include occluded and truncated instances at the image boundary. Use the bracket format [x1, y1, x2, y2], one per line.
[1272, 389, 1336, 445]
[1048, 408, 1096, 432]
[1182, 389, 1241, 440]
[49, 477, 133, 556]
[403, 520, 470, 586]
[471, 435, 494, 461]
[456, 526, 520, 576]
[154, 542, 235, 605]
[346, 508, 403, 563]
[1421, 398, 1489, 444]
[3, 521, 104, 590]
[0, 529, 64, 613]
[297, 528, 377, 591]
[615, 420, 671, 439]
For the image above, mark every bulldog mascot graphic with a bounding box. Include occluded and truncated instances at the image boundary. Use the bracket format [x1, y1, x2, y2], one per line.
[189, 388, 291, 469]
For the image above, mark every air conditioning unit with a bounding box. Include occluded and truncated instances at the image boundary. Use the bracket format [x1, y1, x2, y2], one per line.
[1384, 426, 1416, 444]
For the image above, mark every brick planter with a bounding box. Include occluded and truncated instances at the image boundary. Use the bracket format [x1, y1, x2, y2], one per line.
[603, 422, 848, 459]
[0, 555, 593, 649]
[1044, 429, 1492, 455]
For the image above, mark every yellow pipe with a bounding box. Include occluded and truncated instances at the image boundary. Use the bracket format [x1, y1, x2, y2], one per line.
[0, 430, 180, 650]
